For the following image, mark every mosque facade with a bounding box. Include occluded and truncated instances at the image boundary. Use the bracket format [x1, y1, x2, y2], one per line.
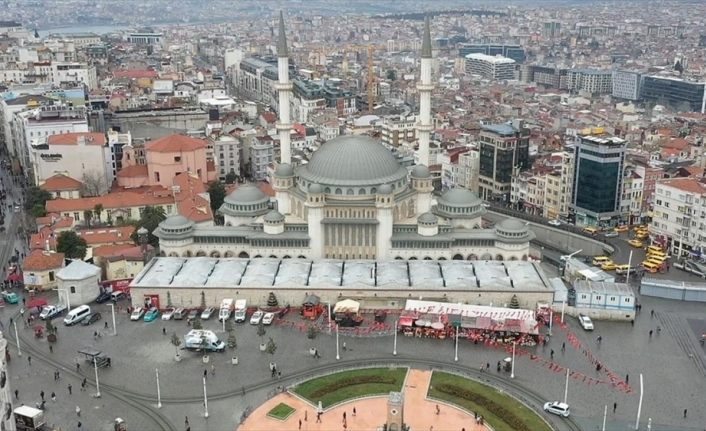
[155, 15, 534, 262]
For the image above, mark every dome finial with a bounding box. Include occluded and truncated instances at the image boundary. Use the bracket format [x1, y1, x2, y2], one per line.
[277, 10, 288, 57]
[422, 16, 432, 59]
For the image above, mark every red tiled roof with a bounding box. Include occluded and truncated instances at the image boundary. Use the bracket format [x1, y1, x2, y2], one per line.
[46, 190, 174, 212]
[117, 164, 148, 178]
[145, 134, 207, 153]
[75, 226, 135, 245]
[113, 69, 158, 79]
[260, 112, 277, 124]
[47, 132, 106, 146]
[40, 174, 83, 191]
[659, 178, 706, 194]
[23, 250, 64, 271]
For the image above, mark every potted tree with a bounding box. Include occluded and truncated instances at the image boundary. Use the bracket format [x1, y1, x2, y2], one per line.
[171, 332, 182, 362]
[46, 319, 57, 343]
[306, 324, 319, 340]
[257, 320, 267, 351]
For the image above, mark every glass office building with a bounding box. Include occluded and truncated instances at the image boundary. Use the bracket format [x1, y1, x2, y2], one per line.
[641, 76, 706, 113]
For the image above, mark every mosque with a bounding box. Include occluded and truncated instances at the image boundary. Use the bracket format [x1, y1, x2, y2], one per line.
[154, 15, 534, 262]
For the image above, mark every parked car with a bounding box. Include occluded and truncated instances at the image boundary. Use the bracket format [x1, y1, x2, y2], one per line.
[615, 225, 629, 233]
[1, 291, 18, 304]
[161, 308, 176, 320]
[262, 312, 275, 325]
[543, 401, 570, 417]
[188, 308, 201, 320]
[110, 291, 126, 302]
[578, 314, 594, 331]
[94, 291, 111, 304]
[601, 261, 617, 271]
[130, 307, 145, 321]
[144, 308, 160, 322]
[81, 312, 102, 326]
[548, 219, 562, 227]
[200, 307, 215, 320]
[250, 310, 264, 325]
[173, 308, 186, 320]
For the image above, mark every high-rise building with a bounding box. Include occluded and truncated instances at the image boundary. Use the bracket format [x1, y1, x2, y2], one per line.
[458, 44, 526, 63]
[571, 133, 627, 227]
[568, 69, 613, 94]
[478, 121, 530, 202]
[612, 70, 642, 101]
[543, 22, 562, 38]
[641, 76, 706, 113]
[650, 178, 706, 257]
[465, 53, 516, 81]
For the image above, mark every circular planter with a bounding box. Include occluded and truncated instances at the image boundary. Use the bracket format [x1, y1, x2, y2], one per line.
[259, 343, 267, 352]
[202, 355, 210, 364]
[231, 356, 239, 365]
[174, 354, 182, 362]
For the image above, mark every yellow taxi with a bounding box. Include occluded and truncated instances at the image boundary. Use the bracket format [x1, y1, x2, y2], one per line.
[592, 256, 612, 266]
[642, 261, 660, 273]
[615, 225, 629, 233]
[582, 227, 598, 235]
[635, 231, 649, 240]
[633, 225, 648, 232]
[601, 261, 617, 271]
[615, 264, 632, 274]
[628, 239, 644, 248]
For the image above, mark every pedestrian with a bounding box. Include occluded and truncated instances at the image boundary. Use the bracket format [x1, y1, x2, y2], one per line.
[649, 330, 653, 338]
[27, 356, 31, 366]
[51, 392, 56, 402]
[104, 321, 108, 330]
[68, 384, 72, 395]
[343, 411, 347, 422]
[304, 410, 308, 422]
[550, 349, 555, 359]
[49, 345, 53, 354]
[78, 421, 82, 430]
[163, 327, 166, 335]
[352, 407, 356, 417]
[75, 405, 81, 417]
[613, 402, 617, 413]
[316, 412, 322, 423]
[76, 363, 80, 373]
[342, 341, 347, 351]
[13, 389, 17, 399]
[650, 309, 654, 318]
[211, 364, 215, 376]
[683, 409, 687, 418]
[81, 378, 87, 391]
[299, 418, 302, 430]
[203, 369, 207, 379]
[561, 342, 566, 352]
[630, 319, 634, 327]
[40, 390, 44, 401]
[626, 374, 629, 384]
[436, 404, 440, 415]
[597, 335, 602, 343]
[486, 362, 490, 370]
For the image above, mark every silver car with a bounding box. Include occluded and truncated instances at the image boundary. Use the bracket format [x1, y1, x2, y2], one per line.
[544, 401, 570, 417]
[200, 307, 215, 320]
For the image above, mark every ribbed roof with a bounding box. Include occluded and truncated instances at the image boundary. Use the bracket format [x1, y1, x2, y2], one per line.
[297, 135, 407, 187]
[274, 163, 294, 177]
[418, 212, 438, 224]
[497, 218, 527, 233]
[439, 188, 481, 207]
[264, 210, 285, 222]
[161, 215, 193, 229]
[411, 164, 431, 179]
[224, 184, 269, 204]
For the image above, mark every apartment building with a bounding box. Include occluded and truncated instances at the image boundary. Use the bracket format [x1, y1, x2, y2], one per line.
[650, 177, 706, 257]
[612, 70, 642, 101]
[510, 151, 573, 220]
[478, 121, 530, 202]
[379, 115, 416, 147]
[212, 135, 242, 180]
[465, 53, 516, 81]
[568, 69, 613, 95]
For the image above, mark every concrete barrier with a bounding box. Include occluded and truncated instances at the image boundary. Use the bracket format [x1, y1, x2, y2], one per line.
[641, 277, 706, 302]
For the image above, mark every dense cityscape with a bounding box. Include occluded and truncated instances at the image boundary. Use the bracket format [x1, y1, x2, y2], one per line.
[0, 1, 705, 430]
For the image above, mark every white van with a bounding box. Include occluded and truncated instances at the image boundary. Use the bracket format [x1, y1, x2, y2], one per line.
[64, 305, 91, 326]
[218, 298, 234, 321]
[233, 299, 247, 322]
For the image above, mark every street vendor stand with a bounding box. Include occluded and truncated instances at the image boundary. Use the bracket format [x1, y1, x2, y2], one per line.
[301, 294, 323, 320]
[333, 299, 363, 327]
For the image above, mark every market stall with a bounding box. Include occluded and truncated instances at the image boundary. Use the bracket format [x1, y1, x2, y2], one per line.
[301, 294, 323, 320]
[333, 299, 363, 327]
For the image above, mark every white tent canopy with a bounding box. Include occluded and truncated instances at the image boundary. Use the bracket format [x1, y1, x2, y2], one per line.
[334, 299, 360, 314]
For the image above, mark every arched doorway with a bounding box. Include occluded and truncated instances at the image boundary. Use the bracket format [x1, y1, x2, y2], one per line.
[452, 254, 463, 260]
[297, 255, 307, 259]
[224, 251, 234, 258]
[509, 256, 518, 261]
[210, 251, 221, 258]
[467, 254, 478, 260]
[521, 255, 528, 261]
[168, 252, 178, 257]
[480, 253, 492, 260]
[268, 255, 277, 258]
[409, 257, 418, 260]
[438, 257, 447, 260]
[196, 250, 206, 257]
[495, 254, 504, 261]
[423, 256, 432, 260]
[395, 256, 403, 260]
[283, 255, 291, 259]
[238, 251, 250, 258]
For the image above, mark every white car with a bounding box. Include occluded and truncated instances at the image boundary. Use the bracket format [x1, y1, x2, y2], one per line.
[578, 314, 594, 331]
[161, 307, 176, 320]
[201, 307, 215, 320]
[548, 219, 562, 226]
[130, 307, 144, 321]
[250, 310, 264, 325]
[262, 312, 275, 325]
[543, 401, 570, 417]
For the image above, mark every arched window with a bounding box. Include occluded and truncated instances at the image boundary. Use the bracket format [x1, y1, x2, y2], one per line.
[359, 188, 366, 195]
[335, 188, 342, 195]
[346, 189, 354, 195]
[325, 187, 331, 193]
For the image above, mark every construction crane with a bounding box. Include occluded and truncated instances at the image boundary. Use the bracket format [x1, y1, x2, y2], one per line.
[367, 44, 375, 113]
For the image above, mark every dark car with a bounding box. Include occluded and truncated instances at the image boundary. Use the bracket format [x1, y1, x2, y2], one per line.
[95, 292, 111, 304]
[81, 312, 102, 326]
[187, 308, 201, 320]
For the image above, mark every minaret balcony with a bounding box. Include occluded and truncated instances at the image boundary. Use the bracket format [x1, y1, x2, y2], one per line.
[276, 123, 293, 131]
[416, 83, 434, 91]
[275, 82, 293, 91]
[416, 123, 433, 132]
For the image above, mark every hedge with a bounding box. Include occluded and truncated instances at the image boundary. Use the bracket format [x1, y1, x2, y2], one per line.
[309, 375, 397, 399]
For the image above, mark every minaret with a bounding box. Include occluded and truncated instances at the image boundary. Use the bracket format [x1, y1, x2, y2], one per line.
[276, 11, 293, 165]
[416, 16, 434, 167]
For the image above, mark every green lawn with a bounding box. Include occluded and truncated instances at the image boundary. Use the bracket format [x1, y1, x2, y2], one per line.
[293, 367, 407, 408]
[428, 371, 551, 431]
[267, 403, 295, 420]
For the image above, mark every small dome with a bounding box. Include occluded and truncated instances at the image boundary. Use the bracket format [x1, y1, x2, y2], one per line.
[497, 218, 527, 233]
[274, 163, 294, 177]
[418, 212, 438, 224]
[411, 164, 431, 179]
[224, 184, 268, 205]
[263, 210, 285, 223]
[378, 184, 393, 194]
[308, 183, 323, 194]
[160, 215, 193, 229]
[439, 188, 482, 207]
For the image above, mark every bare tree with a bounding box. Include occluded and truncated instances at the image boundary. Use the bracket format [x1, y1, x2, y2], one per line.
[81, 171, 107, 197]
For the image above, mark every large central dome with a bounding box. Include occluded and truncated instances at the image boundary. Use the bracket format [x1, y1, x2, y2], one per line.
[297, 135, 408, 187]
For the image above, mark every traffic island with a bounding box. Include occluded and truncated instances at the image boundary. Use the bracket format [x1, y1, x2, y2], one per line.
[266, 403, 295, 421]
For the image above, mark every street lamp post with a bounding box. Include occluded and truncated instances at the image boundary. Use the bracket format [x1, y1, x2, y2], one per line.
[12, 320, 21, 356]
[327, 302, 332, 334]
[393, 319, 397, 356]
[335, 324, 340, 360]
[561, 300, 566, 323]
[602, 405, 607, 431]
[156, 368, 162, 408]
[454, 326, 459, 362]
[563, 368, 570, 404]
[635, 373, 644, 430]
[202, 376, 209, 418]
[548, 309, 553, 336]
[93, 356, 101, 398]
[510, 341, 516, 378]
[107, 303, 117, 336]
